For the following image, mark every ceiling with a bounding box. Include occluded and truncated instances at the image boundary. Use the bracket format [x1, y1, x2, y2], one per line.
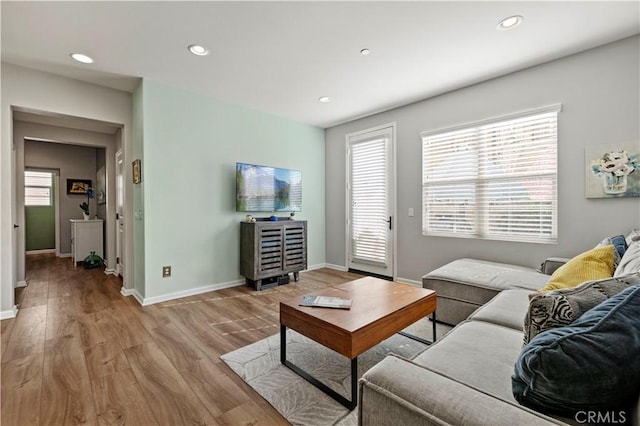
[2, 1, 639, 129]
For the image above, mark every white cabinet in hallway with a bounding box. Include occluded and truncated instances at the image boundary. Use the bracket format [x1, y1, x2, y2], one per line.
[70, 219, 103, 266]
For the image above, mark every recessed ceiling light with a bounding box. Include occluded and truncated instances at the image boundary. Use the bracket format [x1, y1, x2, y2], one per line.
[496, 15, 523, 31]
[188, 44, 209, 56]
[70, 53, 94, 64]
[360, 48, 371, 56]
[318, 96, 332, 103]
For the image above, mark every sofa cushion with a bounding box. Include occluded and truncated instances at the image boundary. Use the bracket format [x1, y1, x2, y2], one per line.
[625, 228, 640, 246]
[615, 239, 640, 277]
[523, 273, 640, 344]
[360, 355, 565, 426]
[468, 289, 533, 331]
[413, 320, 524, 404]
[540, 245, 615, 292]
[512, 285, 640, 417]
[423, 259, 550, 325]
[430, 296, 482, 326]
[424, 258, 548, 298]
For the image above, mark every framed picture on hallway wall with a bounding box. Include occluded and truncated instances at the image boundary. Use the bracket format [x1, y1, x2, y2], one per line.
[132, 159, 141, 184]
[67, 179, 92, 195]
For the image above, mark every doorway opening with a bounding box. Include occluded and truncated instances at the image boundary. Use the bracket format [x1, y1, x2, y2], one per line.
[12, 108, 125, 311]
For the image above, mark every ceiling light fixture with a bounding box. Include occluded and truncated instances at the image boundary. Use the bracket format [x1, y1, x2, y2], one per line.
[318, 96, 332, 103]
[188, 44, 209, 56]
[496, 15, 523, 31]
[360, 48, 371, 56]
[70, 53, 94, 64]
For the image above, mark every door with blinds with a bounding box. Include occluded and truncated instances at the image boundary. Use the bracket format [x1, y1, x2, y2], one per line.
[346, 124, 395, 278]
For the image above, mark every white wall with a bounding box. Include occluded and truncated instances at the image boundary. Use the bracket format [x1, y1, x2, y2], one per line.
[0, 63, 133, 318]
[325, 36, 640, 282]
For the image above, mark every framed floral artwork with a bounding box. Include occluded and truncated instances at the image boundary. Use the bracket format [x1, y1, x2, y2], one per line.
[585, 141, 640, 198]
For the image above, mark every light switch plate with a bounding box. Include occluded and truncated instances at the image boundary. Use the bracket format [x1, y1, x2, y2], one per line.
[408, 208, 414, 217]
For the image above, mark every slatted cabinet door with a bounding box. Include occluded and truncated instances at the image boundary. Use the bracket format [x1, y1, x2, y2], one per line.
[283, 223, 306, 272]
[258, 226, 283, 275]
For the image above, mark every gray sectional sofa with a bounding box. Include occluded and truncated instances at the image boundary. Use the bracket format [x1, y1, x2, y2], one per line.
[358, 255, 639, 425]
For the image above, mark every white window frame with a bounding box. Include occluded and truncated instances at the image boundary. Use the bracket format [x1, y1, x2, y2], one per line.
[25, 170, 54, 207]
[421, 104, 561, 244]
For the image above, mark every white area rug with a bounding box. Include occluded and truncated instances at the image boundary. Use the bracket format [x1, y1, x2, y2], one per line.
[220, 319, 450, 426]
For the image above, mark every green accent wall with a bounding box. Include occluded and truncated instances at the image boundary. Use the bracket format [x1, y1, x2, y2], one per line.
[137, 80, 325, 300]
[25, 205, 55, 250]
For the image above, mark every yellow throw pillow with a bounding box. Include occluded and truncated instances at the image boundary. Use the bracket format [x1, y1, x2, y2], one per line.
[541, 245, 615, 292]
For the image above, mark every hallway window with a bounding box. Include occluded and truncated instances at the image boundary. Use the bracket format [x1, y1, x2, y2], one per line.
[25, 170, 53, 206]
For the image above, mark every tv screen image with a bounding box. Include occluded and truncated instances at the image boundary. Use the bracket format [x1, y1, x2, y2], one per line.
[236, 163, 302, 212]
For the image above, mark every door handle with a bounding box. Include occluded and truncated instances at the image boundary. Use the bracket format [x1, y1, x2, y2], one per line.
[386, 216, 392, 230]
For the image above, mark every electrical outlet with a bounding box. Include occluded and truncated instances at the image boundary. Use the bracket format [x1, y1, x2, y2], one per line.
[162, 266, 171, 277]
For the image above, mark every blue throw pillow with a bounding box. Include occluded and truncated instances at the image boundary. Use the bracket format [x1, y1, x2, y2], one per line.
[512, 285, 640, 417]
[597, 234, 628, 266]
[609, 235, 628, 259]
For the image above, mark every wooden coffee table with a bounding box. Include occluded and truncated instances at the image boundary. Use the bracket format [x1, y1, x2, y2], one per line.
[279, 277, 437, 409]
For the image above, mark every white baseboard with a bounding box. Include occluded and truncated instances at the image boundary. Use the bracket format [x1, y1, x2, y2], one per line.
[308, 264, 419, 286]
[396, 277, 422, 287]
[306, 263, 332, 271]
[121, 287, 144, 305]
[0, 305, 18, 320]
[16, 280, 28, 288]
[323, 263, 348, 272]
[104, 269, 117, 276]
[124, 278, 245, 306]
[58, 253, 71, 258]
[26, 249, 55, 255]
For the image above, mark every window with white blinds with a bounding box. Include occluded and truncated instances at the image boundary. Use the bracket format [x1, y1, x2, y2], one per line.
[25, 171, 53, 206]
[350, 137, 388, 265]
[421, 105, 560, 243]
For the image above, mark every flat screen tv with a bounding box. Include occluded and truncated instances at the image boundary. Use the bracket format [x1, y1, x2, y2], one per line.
[236, 162, 302, 212]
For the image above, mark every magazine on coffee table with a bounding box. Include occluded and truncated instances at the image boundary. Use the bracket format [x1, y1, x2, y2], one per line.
[299, 295, 352, 309]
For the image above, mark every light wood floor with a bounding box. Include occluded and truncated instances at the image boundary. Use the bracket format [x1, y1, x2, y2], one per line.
[1, 253, 368, 425]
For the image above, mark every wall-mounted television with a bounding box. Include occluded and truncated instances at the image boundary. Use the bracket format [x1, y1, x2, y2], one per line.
[236, 162, 302, 212]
